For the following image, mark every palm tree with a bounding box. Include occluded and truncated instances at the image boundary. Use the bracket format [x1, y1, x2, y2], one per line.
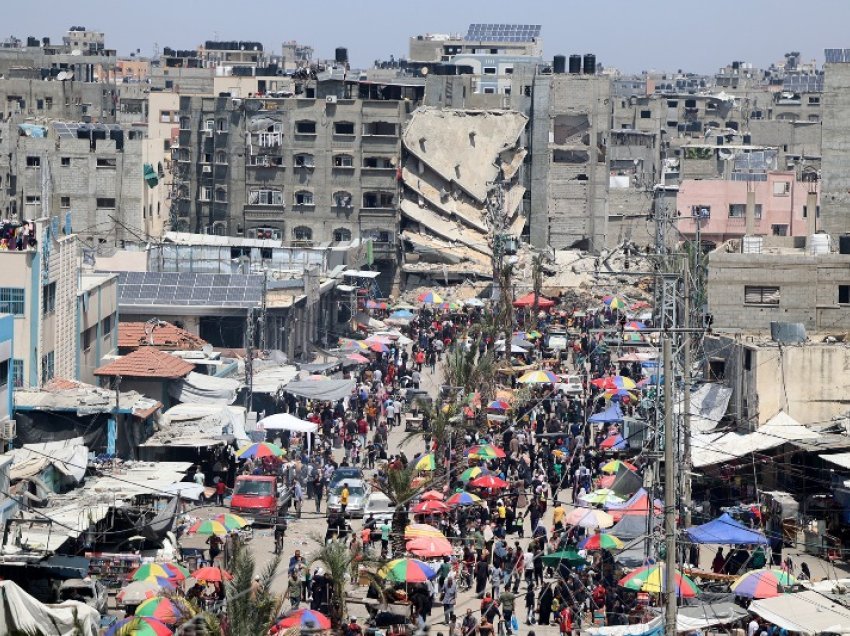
[442, 338, 496, 401]
[224, 541, 283, 636]
[371, 462, 428, 555]
[308, 537, 356, 627]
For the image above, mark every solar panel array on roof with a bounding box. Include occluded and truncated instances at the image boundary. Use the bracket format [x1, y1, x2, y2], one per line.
[782, 74, 824, 93]
[464, 24, 541, 42]
[117, 272, 263, 308]
[52, 122, 124, 138]
[825, 48, 850, 64]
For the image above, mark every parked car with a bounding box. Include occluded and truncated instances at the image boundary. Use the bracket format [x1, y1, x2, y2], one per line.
[363, 491, 395, 523]
[327, 479, 369, 517]
[329, 467, 364, 489]
[557, 375, 583, 396]
[59, 578, 108, 615]
[229, 475, 291, 525]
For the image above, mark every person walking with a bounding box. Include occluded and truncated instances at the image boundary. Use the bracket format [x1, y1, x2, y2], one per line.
[313, 472, 324, 513]
[441, 574, 457, 625]
[293, 480, 304, 519]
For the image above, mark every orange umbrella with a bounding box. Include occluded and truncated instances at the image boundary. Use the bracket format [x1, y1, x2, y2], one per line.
[412, 500, 449, 514]
[421, 490, 445, 501]
[407, 536, 453, 558]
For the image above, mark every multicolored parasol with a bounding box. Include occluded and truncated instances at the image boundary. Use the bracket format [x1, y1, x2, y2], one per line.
[412, 500, 449, 514]
[417, 291, 444, 304]
[446, 490, 483, 506]
[459, 466, 491, 482]
[106, 617, 173, 636]
[213, 513, 249, 531]
[380, 558, 437, 582]
[191, 566, 233, 582]
[413, 453, 436, 471]
[135, 597, 183, 624]
[404, 523, 445, 539]
[187, 519, 229, 536]
[579, 533, 625, 551]
[235, 441, 284, 459]
[730, 569, 797, 599]
[518, 369, 559, 384]
[619, 564, 701, 597]
[601, 459, 637, 474]
[274, 609, 332, 630]
[466, 444, 506, 459]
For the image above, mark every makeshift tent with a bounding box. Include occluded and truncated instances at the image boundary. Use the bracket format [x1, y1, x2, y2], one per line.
[0, 580, 100, 635]
[259, 413, 318, 433]
[589, 403, 624, 424]
[607, 488, 662, 521]
[282, 378, 355, 401]
[512, 292, 555, 309]
[749, 590, 850, 635]
[685, 512, 769, 545]
[677, 603, 749, 632]
[169, 371, 240, 405]
[609, 465, 643, 500]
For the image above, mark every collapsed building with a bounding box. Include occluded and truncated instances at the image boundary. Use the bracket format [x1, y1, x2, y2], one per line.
[399, 108, 528, 286]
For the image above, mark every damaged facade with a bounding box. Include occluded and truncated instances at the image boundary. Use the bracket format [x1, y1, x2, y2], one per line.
[399, 107, 528, 286]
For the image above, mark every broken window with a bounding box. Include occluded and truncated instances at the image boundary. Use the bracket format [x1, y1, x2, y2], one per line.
[362, 121, 396, 136]
[26, 156, 40, 167]
[61, 157, 71, 167]
[802, 204, 820, 218]
[744, 286, 780, 306]
[553, 115, 590, 145]
[483, 67, 497, 75]
[333, 191, 353, 207]
[96, 197, 116, 209]
[363, 156, 393, 169]
[552, 149, 589, 164]
[247, 188, 283, 206]
[839, 285, 850, 305]
[295, 120, 317, 134]
[363, 191, 394, 208]
[96, 157, 116, 169]
[333, 154, 354, 168]
[334, 121, 355, 135]
[215, 187, 227, 203]
[771, 224, 788, 236]
[294, 153, 314, 168]
[333, 227, 352, 242]
[215, 151, 227, 164]
[294, 190, 314, 206]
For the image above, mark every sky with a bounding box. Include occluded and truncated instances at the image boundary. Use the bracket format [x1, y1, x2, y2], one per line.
[6, 0, 850, 74]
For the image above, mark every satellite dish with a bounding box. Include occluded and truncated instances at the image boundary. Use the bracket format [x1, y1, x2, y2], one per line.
[202, 343, 214, 355]
[420, 67, 429, 76]
[71, 49, 82, 56]
[56, 71, 67, 81]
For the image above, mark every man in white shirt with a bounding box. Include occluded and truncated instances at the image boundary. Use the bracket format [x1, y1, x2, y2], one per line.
[747, 618, 759, 636]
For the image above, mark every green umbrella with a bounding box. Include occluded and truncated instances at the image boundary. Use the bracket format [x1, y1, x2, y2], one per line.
[541, 549, 587, 568]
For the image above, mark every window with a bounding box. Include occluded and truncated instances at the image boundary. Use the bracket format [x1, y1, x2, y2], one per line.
[25, 195, 41, 206]
[294, 153, 314, 168]
[247, 188, 283, 206]
[42, 282, 56, 314]
[363, 156, 393, 169]
[96, 198, 116, 208]
[101, 314, 113, 338]
[483, 67, 497, 75]
[667, 100, 678, 107]
[60, 196, 71, 209]
[809, 96, 821, 105]
[685, 99, 697, 108]
[295, 120, 316, 134]
[159, 110, 172, 123]
[82, 324, 97, 351]
[640, 110, 651, 119]
[41, 351, 54, 384]
[26, 156, 40, 168]
[334, 121, 355, 135]
[743, 349, 753, 371]
[728, 203, 762, 219]
[60, 157, 71, 167]
[0, 359, 7, 387]
[692, 205, 711, 219]
[334, 154, 354, 168]
[0, 288, 24, 315]
[96, 157, 116, 169]
[362, 121, 396, 136]
[744, 285, 780, 306]
[215, 151, 227, 165]
[202, 153, 212, 164]
[292, 226, 313, 242]
[204, 119, 214, 132]
[483, 87, 496, 94]
[504, 67, 513, 75]
[215, 187, 227, 203]
[12, 360, 23, 388]
[803, 204, 820, 218]
[708, 359, 725, 381]
[294, 191, 314, 206]
[200, 186, 212, 201]
[773, 181, 791, 196]
[333, 227, 352, 242]
[771, 224, 788, 236]
[363, 191, 394, 208]
[333, 191, 353, 207]
[216, 118, 229, 133]
[839, 285, 850, 305]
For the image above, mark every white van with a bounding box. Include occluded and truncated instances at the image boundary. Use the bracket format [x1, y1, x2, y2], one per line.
[363, 492, 394, 522]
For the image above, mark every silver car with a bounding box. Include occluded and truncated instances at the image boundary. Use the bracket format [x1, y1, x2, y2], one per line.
[327, 479, 369, 518]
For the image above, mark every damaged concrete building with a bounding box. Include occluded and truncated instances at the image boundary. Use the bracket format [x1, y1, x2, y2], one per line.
[399, 107, 528, 286]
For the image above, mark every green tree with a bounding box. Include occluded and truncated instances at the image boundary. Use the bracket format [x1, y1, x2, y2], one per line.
[224, 541, 283, 636]
[309, 537, 357, 627]
[371, 462, 429, 555]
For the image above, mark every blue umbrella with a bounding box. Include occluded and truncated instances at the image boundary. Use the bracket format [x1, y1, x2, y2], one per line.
[391, 309, 414, 319]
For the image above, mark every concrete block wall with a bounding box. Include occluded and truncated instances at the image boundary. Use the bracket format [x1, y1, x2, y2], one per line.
[820, 63, 850, 236]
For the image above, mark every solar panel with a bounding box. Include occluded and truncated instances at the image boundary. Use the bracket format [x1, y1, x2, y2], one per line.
[464, 23, 541, 42]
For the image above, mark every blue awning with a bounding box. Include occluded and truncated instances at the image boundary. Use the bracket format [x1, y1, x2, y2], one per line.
[685, 513, 769, 545]
[589, 403, 624, 424]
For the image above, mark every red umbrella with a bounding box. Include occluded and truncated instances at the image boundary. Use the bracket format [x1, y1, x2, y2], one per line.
[412, 500, 449, 514]
[191, 566, 233, 582]
[421, 490, 445, 501]
[470, 475, 509, 490]
[407, 536, 453, 558]
[274, 609, 332, 630]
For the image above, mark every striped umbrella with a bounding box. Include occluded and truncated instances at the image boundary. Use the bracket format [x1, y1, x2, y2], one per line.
[565, 507, 614, 529]
[731, 569, 797, 599]
[135, 597, 183, 624]
[236, 441, 284, 459]
[604, 296, 628, 310]
[347, 352, 370, 364]
[213, 513, 249, 530]
[413, 453, 436, 471]
[339, 338, 370, 351]
[591, 375, 637, 390]
[106, 617, 172, 636]
[131, 563, 177, 582]
[619, 564, 701, 597]
[275, 609, 332, 630]
[446, 491, 483, 506]
[404, 523, 445, 539]
[407, 536, 453, 558]
[459, 466, 490, 482]
[601, 459, 637, 474]
[579, 533, 625, 551]
[467, 444, 506, 460]
[380, 558, 437, 582]
[163, 562, 190, 580]
[412, 500, 449, 514]
[487, 400, 511, 411]
[518, 369, 559, 384]
[624, 321, 647, 331]
[417, 291, 444, 304]
[599, 434, 627, 450]
[188, 519, 228, 536]
[421, 490, 445, 501]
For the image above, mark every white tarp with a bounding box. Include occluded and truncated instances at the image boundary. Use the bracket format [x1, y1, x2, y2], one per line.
[8, 437, 88, 483]
[585, 615, 662, 636]
[252, 364, 299, 394]
[821, 453, 850, 470]
[169, 371, 240, 405]
[676, 383, 732, 433]
[283, 378, 356, 402]
[749, 590, 850, 635]
[146, 404, 249, 447]
[0, 580, 99, 635]
[258, 413, 318, 433]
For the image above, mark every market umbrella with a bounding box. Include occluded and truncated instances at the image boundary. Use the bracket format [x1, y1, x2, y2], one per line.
[236, 441, 284, 459]
[390, 309, 415, 319]
[412, 500, 450, 514]
[117, 579, 175, 605]
[346, 353, 370, 364]
[418, 291, 444, 304]
[162, 563, 190, 581]
[580, 489, 626, 506]
[601, 459, 637, 474]
[131, 563, 178, 582]
[487, 400, 511, 411]
[541, 549, 588, 568]
[459, 466, 491, 482]
[730, 569, 797, 599]
[603, 389, 638, 401]
[599, 434, 627, 450]
[421, 490, 445, 501]
[565, 507, 614, 529]
[591, 376, 637, 391]
[380, 558, 437, 582]
[619, 564, 700, 598]
[275, 609, 332, 630]
[447, 491, 483, 506]
[406, 536, 453, 558]
[518, 369, 559, 384]
[340, 338, 370, 351]
[191, 566, 233, 582]
[135, 597, 183, 624]
[365, 300, 388, 310]
[213, 513, 250, 530]
[404, 523, 445, 539]
[467, 444, 506, 460]
[470, 475, 509, 490]
[106, 617, 172, 636]
[365, 335, 393, 345]
[579, 533, 625, 551]
[188, 519, 229, 536]
[366, 341, 390, 353]
[604, 296, 628, 310]
[413, 453, 437, 471]
[624, 321, 647, 331]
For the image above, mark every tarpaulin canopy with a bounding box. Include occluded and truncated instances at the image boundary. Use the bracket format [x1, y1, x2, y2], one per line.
[0, 579, 100, 635]
[169, 371, 239, 405]
[513, 292, 555, 309]
[282, 378, 355, 402]
[258, 413, 318, 433]
[589, 403, 624, 424]
[685, 512, 769, 545]
[610, 465, 643, 499]
[607, 488, 662, 521]
[749, 590, 850, 635]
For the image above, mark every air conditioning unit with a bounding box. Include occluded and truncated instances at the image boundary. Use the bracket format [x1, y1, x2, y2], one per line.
[326, 95, 338, 104]
[0, 420, 16, 440]
[202, 165, 212, 173]
[231, 98, 242, 107]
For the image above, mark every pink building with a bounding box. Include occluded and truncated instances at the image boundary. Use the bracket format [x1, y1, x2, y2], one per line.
[676, 171, 820, 244]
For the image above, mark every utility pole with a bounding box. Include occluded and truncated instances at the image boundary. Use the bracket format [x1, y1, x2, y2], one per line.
[245, 308, 255, 413]
[663, 336, 677, 636]
[682, 263, 693, 527]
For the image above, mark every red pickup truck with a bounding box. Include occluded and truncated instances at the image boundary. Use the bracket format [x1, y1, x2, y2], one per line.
[229, 475, 289, 525]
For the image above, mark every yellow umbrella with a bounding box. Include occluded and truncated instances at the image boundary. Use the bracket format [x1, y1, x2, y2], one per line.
[404, 523, 445, 539]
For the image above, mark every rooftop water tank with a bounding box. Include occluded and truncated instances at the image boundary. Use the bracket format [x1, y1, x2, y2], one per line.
[809, 233, 830, 255]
